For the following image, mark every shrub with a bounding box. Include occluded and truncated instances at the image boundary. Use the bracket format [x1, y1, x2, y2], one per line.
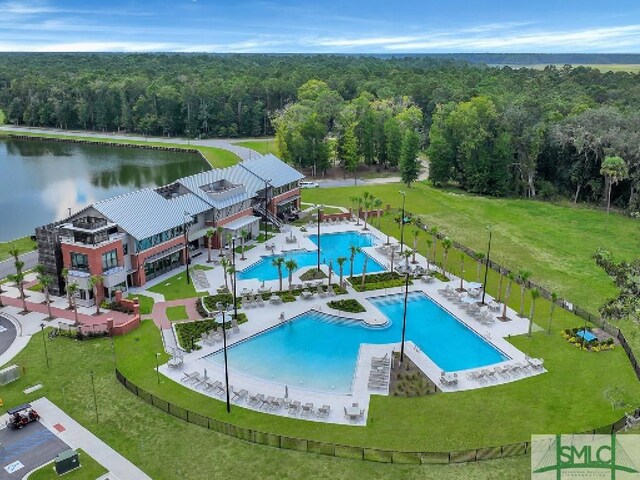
[300, 268, 327, 281]
[175, 313, 248, 351]
[328, 298, 366, 313]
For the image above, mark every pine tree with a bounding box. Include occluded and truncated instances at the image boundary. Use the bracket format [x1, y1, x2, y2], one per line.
[342, 123, 360, 184]
[400, 130, 420, 187]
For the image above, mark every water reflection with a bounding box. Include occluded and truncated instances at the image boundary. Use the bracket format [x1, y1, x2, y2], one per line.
[0, 138, 209, 241]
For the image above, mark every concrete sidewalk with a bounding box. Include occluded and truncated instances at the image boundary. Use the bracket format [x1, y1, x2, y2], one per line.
[30, 398, 151, 480]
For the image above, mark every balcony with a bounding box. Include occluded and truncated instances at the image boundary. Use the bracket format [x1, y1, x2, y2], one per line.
[60, 232, 127, 249]
[102, 266, 128, 288]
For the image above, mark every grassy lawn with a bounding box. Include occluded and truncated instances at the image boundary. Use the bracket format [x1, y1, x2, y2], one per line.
[302, 183, 640, 315]
[166, 305, 188, 321]
[235, 139, 279, 156]
[27, 449, 107, 480]
[0, 325, 530, 480]
[0, 130, 240, 169]
[193, 264, 214, 271]
[148, 270, 207, 301]
[127, 294, 155, 315]
[0, 236, 37, 262]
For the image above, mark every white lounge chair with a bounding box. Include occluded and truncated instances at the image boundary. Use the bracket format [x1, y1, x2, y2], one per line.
[317, 405, 331, 418]
[231, 388, 248, 403]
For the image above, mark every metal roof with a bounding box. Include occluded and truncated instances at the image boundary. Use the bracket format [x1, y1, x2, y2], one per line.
[238, 155, 305, 188]
[93, 189, 211, 240]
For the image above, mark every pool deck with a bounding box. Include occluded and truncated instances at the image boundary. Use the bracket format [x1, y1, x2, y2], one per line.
[156, 220, 546, 426]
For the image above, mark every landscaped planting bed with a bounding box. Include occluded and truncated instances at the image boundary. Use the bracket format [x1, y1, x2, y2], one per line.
[351, 272, 412, 292]
[175, 313, 248, 351]
[327, 298, 366, 313]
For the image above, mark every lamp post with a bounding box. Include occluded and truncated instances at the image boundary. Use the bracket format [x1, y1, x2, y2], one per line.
[399, 191, 406, 254]
[231, 236, 238, 321]
[400, 272, 410, 363]
[210, 304, 233, 413]
[481, 228, 492, 305]
[40, 323, 49, 368]
[184, 211, 192, 285]
[263, 179, 272, 241]
[316, 204, 323, 272]
[155, 352, 161, 384]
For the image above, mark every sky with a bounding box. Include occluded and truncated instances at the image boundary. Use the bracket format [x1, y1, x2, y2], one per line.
[1, 0, 640, 53]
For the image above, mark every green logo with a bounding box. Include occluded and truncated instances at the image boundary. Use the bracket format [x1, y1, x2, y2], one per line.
[532, 434, 640, 479]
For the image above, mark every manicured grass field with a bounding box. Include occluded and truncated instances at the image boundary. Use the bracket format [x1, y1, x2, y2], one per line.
[127, 294, 155, 315]
[0, 130, 239, 169]
[0, 325, 530, 480]
[235, 139, 279, 156]
[303, 183, 640, 314]
[27, 449, 107, 480]
[148, 270, 207, 301]
[0, 236, 37, 262]
[166, 305, 188, 321]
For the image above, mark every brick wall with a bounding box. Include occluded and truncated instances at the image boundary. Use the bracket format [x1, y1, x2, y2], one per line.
[130, 235, 185, 286]
[270, 188, 301, 213]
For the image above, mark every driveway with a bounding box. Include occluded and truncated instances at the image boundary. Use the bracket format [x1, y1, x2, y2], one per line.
[0, 314, 17, 357]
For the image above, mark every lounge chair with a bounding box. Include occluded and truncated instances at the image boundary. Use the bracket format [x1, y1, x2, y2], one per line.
[231, 320, 240, 335]
[248, 393, 265, 406]
[203, 380, 223, 394]
[256, 295, 264, 307]
[288, 400, 301, 415]
[271, 398, 285, 410]
[317, 405, 331, 418]
[262, 395, 276, 409]
[231, 388, 248, 403]
[301, 402, 314, 416]
[182, 372, 202, 384]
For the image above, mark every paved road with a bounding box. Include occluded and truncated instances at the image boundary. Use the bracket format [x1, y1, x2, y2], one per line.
[0, 314, 17, 357]
[0, 125, 261, 161]
[0, 250, 38, 279]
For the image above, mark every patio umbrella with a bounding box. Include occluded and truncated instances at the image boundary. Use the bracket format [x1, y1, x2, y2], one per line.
[285, 385, 289, 399]
[328, 261, 333, 287]
[204, 368, 208, 381]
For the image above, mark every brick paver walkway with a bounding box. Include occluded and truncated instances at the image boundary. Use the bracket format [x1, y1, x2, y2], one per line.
[151, 298, 201, 329]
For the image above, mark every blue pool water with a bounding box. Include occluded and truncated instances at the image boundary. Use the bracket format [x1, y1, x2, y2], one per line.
[576, 329, 597, 342]
[237, 231, 385, 281]
[205, 292, 508, 393]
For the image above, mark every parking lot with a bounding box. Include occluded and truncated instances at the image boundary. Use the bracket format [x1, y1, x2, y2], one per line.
[1, 421, 69, 479]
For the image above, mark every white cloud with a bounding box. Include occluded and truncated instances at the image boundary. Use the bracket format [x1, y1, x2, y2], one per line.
[0, 41, 176, 52]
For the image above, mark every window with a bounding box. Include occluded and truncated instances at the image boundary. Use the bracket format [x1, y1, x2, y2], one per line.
[102, 249, 118, 271]
[70, 252, 89, 271]
[122, 242, 128, 255]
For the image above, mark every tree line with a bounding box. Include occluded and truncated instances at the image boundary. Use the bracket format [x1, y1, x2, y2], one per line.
[0, 53, 639, 210]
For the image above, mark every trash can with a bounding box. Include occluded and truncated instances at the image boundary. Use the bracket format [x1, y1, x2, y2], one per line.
[55, 449, 79, 475]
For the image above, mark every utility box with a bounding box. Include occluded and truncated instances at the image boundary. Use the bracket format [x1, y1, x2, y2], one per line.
[0, 364, 20, 385]
[55, 449, 79, 475]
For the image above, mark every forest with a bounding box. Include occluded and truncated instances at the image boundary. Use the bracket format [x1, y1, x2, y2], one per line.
[0, 53, 639, 211]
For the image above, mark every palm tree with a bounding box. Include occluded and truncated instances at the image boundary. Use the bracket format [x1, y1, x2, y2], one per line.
[425, 239, 432, 272]
[354, 197, 363, 226]
[459, 254, 465, 290]
[402, 249, 411, 268]
[8, 246, 20, 265]
[328, 260, 333, 288]
[220, 258, 230, 290]
[373, 198, 383, 228]
[67, 282, 80, 325]
[362, 198, 372, 230]
[227, 266, 236, 293]
[272, 257, 285, 291]
[390, 248, 396, 272]
[428, 226, 439, 266]
[411, 227, 420, 264]
[348, 195, 358, 220]
[88, 274, 104, 315]
[600, 156, 629, 228]
[475, 252, 486, 282]
[496, 267, 504, 302]
[206, 228, 214, 262]
[517, 269, 532, 317]
[528, 288, 540, 337]
[360, 255, 369, 289]
[348, 245, 361, 279]
[239, 228, 248, 260]
[548, 292, 559, 334]
[501, 272, 517, 320]
[336, 257, 347, 288]
[9, 269, 28, 313]
[285, 259, 298, 291]
[441, 237, 453, 279]
[36, 266, 54, 320]
[216, 226, 225, 256]
[61, 267, 72, 309]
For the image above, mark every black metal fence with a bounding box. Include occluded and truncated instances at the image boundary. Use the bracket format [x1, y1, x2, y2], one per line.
[403, 211, 640, 382]
[115, 370, 638, 464]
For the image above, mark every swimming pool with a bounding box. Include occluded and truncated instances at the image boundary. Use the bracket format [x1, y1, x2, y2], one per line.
[237, 231, 385, 281]
[205, 291, 508, 393]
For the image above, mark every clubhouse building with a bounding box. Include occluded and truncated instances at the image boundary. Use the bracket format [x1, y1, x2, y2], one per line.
[36, 155, 304, 306]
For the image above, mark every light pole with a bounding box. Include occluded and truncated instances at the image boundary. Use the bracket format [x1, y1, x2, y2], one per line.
[315, 204, 323, 272]
[40, 323, 49, 368]
[155, 352, 161, 384]
[400, 272, 410, 363]
[263, 179, 272, 241]
[399, 191, 406, 254]
[231, 236, 238, 321]
[184, 211, 192, 285]
[210, 304, 233, 413]
[481, 228, 492, 305]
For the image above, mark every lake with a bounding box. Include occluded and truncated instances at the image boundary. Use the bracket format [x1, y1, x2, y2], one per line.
[0, 138, 210, 242]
